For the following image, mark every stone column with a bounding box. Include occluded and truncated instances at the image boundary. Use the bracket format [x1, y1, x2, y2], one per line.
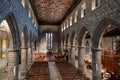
[28, 46, 31, 70]
[92, 48, 102, 80]
[28, 46, 33, 70]
[20, 47, 28, 79]
[32, 47, 35, 62]
[78, 46, 85, 74]
[66, 45, 71, 63]
[70, 46, 75, 65]
[31, 46, 34, 64]
[8, 49, 19, 80]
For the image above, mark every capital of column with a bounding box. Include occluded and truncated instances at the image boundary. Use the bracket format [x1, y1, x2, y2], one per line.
[70, 45, 76, 47]
[27, 46, 31, 48]
[78, 46, 85, 49]
[32, 46, 35, 49]
[63, 45, 66, 46]
[92, 48, 103, 51]
[31, 45, 34, 47]
[8, 48, 20, 52]
[66, 45, 70, 48]
[20, 47, 28, 49]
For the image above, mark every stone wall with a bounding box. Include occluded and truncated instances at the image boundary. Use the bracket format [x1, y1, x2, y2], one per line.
[0, 0, 38, 40]
[0, 59, 7, 69]
[38, 32, 59, 53]
[60, 0, 120, 41]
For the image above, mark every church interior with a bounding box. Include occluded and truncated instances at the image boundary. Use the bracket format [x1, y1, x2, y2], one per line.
[0, 0, 120, 80]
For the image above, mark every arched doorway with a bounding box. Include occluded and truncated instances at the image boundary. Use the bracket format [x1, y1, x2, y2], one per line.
[0, 14, 20, 80]
[92, 18, 120, 80]
[78, 27, 92, 79]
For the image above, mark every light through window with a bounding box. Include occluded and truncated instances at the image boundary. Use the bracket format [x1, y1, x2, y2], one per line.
[46, 33, 53, 49]
[92, 0, 100, 10]
[81, 3, 86, 18]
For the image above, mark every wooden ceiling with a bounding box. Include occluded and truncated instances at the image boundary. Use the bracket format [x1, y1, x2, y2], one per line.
[30, 0, 81, 25]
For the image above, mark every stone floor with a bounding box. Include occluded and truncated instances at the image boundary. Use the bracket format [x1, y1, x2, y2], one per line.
[0, 59, 8, 80]
[48, 62, 62, 80]
[0, 66, 8, 80]
[84, 64, 92, 80]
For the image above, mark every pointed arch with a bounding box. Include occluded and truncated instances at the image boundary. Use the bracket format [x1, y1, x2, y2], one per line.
[78, 27, 90, 46]
[92, 18, 120, 48]
[0, 13, 21, 80]
[5, 13, 21, 48]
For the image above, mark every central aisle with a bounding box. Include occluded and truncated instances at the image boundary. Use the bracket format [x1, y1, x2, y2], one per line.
[48, 62, 62, 80]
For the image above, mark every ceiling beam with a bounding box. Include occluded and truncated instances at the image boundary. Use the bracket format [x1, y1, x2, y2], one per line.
[38, 21, 60, 26]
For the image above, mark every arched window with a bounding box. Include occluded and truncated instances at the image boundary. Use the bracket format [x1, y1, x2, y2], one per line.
[22, 0, 25, 8]
[34, 23, 36, 28]
[81, 3, 86, 18]
[92, 0, 100, 10]
[28, 4, 31, 18]
[74, 11, 78, 23]
[70, 16, 73, 26]
[29, 11, 31, 18]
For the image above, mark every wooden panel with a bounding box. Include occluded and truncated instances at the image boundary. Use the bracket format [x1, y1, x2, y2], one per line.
[32, 0, 75, 23]
[102, 50, 120, 73]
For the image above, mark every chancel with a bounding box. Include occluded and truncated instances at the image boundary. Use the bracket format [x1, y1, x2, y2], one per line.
[0, 0, 120, 80]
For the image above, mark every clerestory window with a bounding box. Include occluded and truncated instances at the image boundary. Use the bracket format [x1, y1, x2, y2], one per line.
[81, 3, 86, 18]
[92, 0, 100, 10]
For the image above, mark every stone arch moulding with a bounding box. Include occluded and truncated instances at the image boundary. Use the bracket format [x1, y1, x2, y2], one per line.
[0, 13, 21, 80]
[78, 27, 91, 47]
[5, 13, 21, 49]
[92, 17, 120, 48]
[21, 26, 28, 47]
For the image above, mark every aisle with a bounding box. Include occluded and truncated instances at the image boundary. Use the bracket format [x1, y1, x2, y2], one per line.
[48, 62, 62, 80]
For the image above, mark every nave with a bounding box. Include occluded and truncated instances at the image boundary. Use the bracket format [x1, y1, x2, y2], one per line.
[0, 0, 120, 80]
[25, 60, 89, 80]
